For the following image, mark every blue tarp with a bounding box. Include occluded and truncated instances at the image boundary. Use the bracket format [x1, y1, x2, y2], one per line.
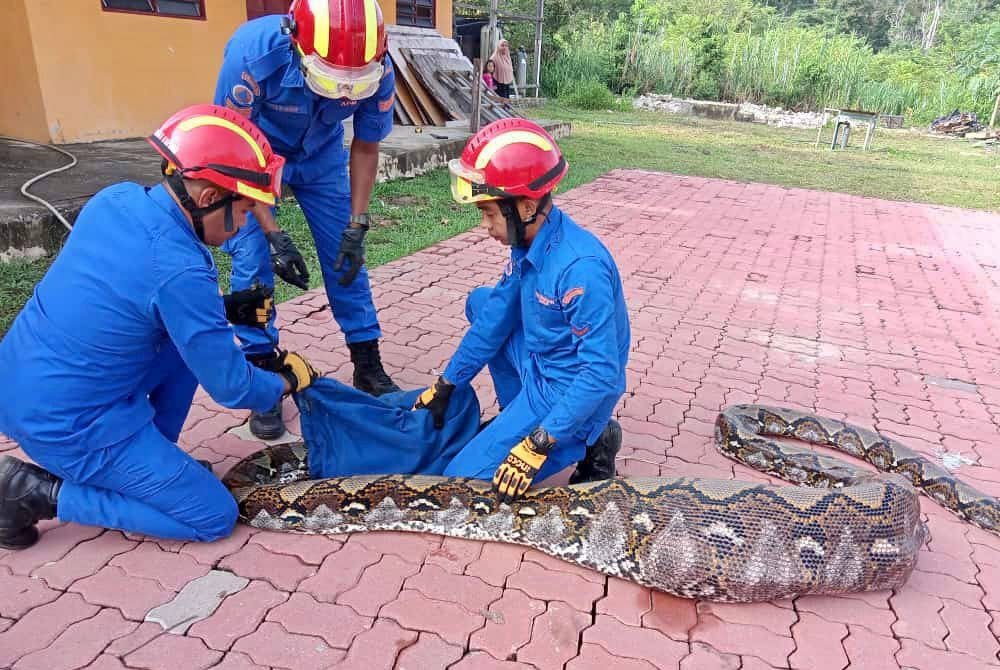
[295, 378, 482, 478]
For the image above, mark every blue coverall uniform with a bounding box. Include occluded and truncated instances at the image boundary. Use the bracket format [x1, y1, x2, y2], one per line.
[441, 207, 631, 481]
[0, 184, 287, 541]
[214, 16, 396, 355]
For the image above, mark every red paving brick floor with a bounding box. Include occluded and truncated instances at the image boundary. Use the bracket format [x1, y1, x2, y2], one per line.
[2, 169, 1000, 669]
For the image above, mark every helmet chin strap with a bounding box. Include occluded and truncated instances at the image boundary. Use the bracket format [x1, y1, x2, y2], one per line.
[165, 171, 239, 243]
[497, 194, 551, 249]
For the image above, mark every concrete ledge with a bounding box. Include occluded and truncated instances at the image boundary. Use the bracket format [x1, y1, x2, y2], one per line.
[0, 119, 572, 258]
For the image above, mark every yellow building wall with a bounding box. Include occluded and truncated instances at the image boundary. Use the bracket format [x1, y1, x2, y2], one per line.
[0, 0, 48, 142]
[3, 0, 454, 144]
[436, 0, 453, 37]
[23, 0, 248, 143]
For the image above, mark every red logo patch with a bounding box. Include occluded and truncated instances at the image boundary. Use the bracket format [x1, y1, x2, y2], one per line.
[378, 93, 396, 112]
[534, 290, 555, 306]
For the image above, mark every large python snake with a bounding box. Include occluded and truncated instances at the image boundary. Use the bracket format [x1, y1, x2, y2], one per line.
[222, 404, 1000, 602]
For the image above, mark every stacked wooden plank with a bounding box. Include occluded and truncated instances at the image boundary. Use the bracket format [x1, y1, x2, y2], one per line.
[386, 25, 520, 126]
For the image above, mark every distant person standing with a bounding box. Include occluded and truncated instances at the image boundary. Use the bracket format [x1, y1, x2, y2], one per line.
[491, 39, 515, 99]
[483, 60, 498, 92]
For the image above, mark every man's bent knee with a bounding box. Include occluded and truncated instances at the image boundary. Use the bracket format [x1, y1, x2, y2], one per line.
[192, 495, 238, 542]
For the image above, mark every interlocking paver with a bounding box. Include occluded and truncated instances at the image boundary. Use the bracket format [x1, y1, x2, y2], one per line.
[569, 642, 660, 669]
[124, 632, 223, 669]
[425, 536, 484, 574]
[597, 576, 653, 626]
[641, 591, 698, 641]
[939, 599, 1000, 661]
[334, 618, 418, 670]
[231, 621, 346, 669]
[337, 554, 421, 616]
[795, 594, 895, 635]
[219, 541, 317, 592]
[380, 589, 485, 645]
[0, 593, 100, 668]
[584, 613, 689, 669]
[449, 653, 537, 669]
[5, 171, 1000, 668]
[691, 613, 795, 669]
[188, 578, 285, 650]
[110, 540, 210, 591]
[0, 567, 61, 618]
[470, 588, 546, 661]
[206, 651, 270, 670]
[68, 565, 174, 621]
[31, 532, 137, 590]
[246, 532, 343, 565]
[297, 540, 381, 603]
[395, 632, 464, 670]
[0, 523, 103, 576]
[88, 655, 130, 670]
[789, 611, 848, 670]
[12, 607, 136, 670]
[679, 642, 742, 670]
[265, 591, 371, 649]
[406, 563, 502, 613]
[506, 558, 604, 611]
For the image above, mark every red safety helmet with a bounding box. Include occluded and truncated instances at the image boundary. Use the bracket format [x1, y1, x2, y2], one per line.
[449, 118, 568, 205]
[147, 104, 284, 206]
[285, 0, 387, 100]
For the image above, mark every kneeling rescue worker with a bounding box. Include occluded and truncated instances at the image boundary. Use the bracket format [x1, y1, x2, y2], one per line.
[0, 105, 319, 549]
[413, 119, 630, 502]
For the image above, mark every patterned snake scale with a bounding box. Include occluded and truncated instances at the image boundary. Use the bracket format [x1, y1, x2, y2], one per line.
[223, 404, 1000, 602]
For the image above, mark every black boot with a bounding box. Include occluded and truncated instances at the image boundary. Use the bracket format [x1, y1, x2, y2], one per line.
[349, 339, 401, 397]
[249, 403, 285, 441]
[569, 420, 622, 485]
[247, 351, 287, 440]
[0, 455, 61, 550]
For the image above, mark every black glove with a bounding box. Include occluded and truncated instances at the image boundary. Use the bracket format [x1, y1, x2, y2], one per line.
[412, 376, 456, 429]
[251, 349, 319, 394]
[223, 284, 274, 330]
[334, 220, 368, 287]
[266, 231, 309, 290]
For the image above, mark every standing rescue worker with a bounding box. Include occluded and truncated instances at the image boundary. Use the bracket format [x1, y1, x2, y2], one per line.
[215, 0, 400, 441]
[412, 119, 630, 502]
[0, 105, 318, 549]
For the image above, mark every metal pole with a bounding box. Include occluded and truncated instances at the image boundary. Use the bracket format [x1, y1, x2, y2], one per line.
[533, 0, 544, 99]
[471, 58, 483, 133]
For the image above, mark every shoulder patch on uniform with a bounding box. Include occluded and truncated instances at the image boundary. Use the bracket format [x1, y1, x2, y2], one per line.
[535, 290, 555, 307]
[230, 76, 256, 108]
[378, 92, 395, 112]
[561, 287, 585, 305]
[571, 324, 591, 337]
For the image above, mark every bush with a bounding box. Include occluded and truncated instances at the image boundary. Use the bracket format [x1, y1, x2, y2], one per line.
[559, 79, 617, 109]
[539, 1, 1000, 123]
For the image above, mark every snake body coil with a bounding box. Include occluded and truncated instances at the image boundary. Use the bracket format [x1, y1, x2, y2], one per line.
[223, 405, 999, 602]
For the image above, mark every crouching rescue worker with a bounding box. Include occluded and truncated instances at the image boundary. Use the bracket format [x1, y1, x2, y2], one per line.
[0, 105, 319, 549]
[412, 119, 630, 502]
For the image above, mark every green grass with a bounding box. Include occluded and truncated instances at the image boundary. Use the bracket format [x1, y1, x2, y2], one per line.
[541, 103, 1000, 210]
[4, 105, 997, 335]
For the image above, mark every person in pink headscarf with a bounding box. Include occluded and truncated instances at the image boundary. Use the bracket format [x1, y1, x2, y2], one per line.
[490, 39, 515, 98]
